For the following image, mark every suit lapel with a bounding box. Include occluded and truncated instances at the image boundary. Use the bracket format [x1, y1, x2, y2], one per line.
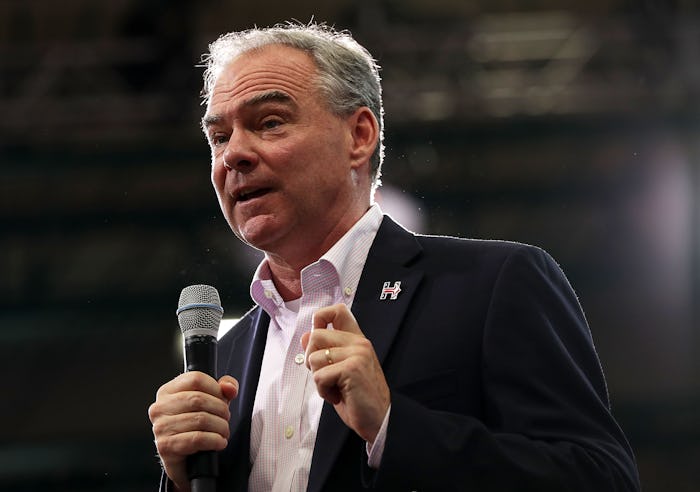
[218, 306, 269, 491]
[352, 218, 424, 364]
[229, 307, 269, 430]
[307, 216, 424, 491]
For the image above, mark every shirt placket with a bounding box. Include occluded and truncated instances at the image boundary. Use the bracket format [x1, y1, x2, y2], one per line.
[273, 265, 337, 492]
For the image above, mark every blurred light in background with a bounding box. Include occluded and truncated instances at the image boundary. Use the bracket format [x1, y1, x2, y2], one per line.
[218, 318, 241, 340]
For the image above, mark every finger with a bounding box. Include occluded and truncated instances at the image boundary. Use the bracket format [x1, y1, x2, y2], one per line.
[153, 410, 231, 441]
[303, 326, 341, 368]
[155, 428, 229, 461]
[313, 304, 363, 335]
[150, 390, 231, 423]
[305, 344, 344, 401]
[304, 329, 355, 369]
[311, 364, 343, 405]
[156, 371, 225, 400]
[219, 375, 239, 401]
[307, 345, 347, 372]
[304, 321, 364, 370]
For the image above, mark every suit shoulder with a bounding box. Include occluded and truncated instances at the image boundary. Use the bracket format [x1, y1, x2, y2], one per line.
[414, 233, 547, 260]
[411, 234, 568, 284]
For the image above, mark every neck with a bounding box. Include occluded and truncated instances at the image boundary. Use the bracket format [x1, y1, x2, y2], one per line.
[265, 256, 304, 301]
[264, 202, 372, 301]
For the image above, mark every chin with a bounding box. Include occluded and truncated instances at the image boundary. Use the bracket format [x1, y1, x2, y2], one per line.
[238, 223, 282, 252]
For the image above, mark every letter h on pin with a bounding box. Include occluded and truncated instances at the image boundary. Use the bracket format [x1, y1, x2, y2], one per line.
[380, 281, 402, 300]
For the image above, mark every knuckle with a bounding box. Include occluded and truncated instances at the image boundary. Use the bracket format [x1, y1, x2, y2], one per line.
[191, 411, 208, 429]
[188, 431, 210, 450]
[344, 356, 364, 374]
[154, 434, 175, 457]
[147, 402, 160, 422]
[307, 330, 320, 345]
[187, 392, 207, 409]
[155, 384, 170, 401]
[356, 337, 373, 351]
[151, 418, 166, 437]
[156, 374, 184, 398]
[187, 371, 209, 389]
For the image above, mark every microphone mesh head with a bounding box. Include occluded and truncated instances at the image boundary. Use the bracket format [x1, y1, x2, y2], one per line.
[177, 284, 223, 338]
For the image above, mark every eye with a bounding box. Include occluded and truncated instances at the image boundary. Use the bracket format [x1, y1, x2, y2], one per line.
[210, 133, 229, 146]
[261, 117, 284, 130]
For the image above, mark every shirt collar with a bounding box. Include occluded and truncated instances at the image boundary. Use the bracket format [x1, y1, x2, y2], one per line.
[250, 204, 383, 314]
[313, 203, 383, 302]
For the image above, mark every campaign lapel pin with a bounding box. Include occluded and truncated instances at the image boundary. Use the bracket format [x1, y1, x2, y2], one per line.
[379, 281, 402, 300]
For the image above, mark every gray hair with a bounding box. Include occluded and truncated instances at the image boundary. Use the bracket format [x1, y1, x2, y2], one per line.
[201, 22, 384, 187]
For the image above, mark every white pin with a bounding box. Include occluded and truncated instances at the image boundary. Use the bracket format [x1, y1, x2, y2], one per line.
[379, 281, 402, 300]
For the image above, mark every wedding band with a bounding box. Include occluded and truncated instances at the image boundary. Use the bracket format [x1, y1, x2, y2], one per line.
[325, 348, 333, 365]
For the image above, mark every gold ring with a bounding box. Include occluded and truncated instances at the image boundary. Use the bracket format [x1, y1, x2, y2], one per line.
[325, 348, 333, 365]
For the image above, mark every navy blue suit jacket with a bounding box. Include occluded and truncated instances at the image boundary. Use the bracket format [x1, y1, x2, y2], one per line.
[163, 216, 639, 491]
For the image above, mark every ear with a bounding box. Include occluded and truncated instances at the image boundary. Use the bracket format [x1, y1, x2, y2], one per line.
[347, 107, 379, 171]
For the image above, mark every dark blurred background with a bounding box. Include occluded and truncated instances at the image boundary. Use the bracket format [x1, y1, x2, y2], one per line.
[1, 1, 699, 491]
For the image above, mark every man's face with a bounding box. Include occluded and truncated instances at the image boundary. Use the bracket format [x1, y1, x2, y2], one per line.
[203, 45, 368, 263]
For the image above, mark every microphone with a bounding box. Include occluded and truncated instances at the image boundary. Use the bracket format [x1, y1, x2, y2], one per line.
[176, 284, 225, 492]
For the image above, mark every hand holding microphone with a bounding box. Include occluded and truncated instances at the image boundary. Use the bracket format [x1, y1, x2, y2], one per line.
[148, 285, 238, 492]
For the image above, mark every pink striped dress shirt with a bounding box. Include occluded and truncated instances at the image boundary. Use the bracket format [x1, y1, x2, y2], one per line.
[247, 204, 388, 492]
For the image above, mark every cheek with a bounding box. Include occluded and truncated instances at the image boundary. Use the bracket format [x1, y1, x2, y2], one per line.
[210, 161, 226, 194]
[210, 165, 235, 223]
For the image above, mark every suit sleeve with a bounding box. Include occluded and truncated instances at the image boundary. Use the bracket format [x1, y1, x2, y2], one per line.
[367, 245, 640, 491]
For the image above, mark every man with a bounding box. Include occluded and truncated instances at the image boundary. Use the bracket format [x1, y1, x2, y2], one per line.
[148, 22, 640, 492]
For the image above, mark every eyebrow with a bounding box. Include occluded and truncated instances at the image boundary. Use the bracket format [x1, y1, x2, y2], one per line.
[244, 90, 294, 108]
[201, 90, 295, 129]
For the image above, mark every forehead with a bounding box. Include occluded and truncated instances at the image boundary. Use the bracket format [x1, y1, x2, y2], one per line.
[208, 44, 319, 110]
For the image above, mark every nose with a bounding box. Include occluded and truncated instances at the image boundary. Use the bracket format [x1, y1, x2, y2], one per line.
[222, 131, 259, 173]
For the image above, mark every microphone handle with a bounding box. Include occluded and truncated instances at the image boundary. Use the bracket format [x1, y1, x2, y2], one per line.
[192, 477, 217, 492]
[184, 335, 217, 375]
[184, 335, 219, 491]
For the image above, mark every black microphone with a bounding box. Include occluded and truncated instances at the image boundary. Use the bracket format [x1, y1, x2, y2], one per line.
[176, 284, 224, 492]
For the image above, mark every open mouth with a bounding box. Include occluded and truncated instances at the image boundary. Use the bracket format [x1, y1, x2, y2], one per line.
[237, 188, 271, 203]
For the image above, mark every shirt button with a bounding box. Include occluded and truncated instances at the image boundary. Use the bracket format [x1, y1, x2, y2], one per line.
[344, 286, 353, 296]
[264, 290, 273, 299]
[294, 353, 305, 365]
[284, 425, 294, 439]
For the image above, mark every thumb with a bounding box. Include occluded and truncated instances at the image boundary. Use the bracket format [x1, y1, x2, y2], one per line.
[313, 303, 363, 335]
[218, 375, 239, 401]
